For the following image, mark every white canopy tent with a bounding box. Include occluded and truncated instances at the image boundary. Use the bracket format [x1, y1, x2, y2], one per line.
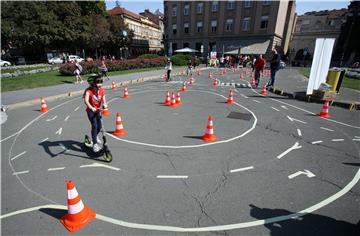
[174, 47, 199, 53]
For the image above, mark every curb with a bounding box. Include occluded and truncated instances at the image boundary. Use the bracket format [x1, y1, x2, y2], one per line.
[5, 67, 209, 111]
[270, 87, 360, 110]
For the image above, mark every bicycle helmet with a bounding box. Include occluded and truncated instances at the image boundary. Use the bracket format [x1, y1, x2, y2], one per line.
[87, 73, 102, 86]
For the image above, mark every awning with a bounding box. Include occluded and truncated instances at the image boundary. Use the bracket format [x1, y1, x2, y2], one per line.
[224, 40, 270, 55]
[174, 47, 198, 53]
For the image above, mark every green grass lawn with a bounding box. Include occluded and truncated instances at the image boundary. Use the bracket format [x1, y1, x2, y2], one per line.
[298, 68, 360, 91]
[1, 67, 164, 92]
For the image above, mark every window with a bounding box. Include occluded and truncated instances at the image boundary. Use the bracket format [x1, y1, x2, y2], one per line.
[184, 4, 190, 16]
[172, 24, 177, 35]
[184, 23, 189, 33]
[263, 0, 270, 5]
[212, 1, 219, 12]
[197, 21, 203, 33]
[260, 16, 269, 29]
[197, 2, 204, 14]
[183, 43, 189, 48]
[172, 43, 177, 52]
[211, 20, 217, 32]
[226, 19, 233, 32]
[172, 6, 177, 17]
[242, 17, 251, 31]
[328, 20, 335, 26]
[227, 0, 235, 10]
[244, 0, 252, 8]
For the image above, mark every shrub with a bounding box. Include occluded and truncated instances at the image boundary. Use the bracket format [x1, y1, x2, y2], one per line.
[59, 57, 167, 75]
[170, 54, 192, 66]
[137, 54, 160, 59]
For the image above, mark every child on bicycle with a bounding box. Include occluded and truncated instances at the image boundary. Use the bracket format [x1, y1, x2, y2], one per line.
[83, 74, 108, 152]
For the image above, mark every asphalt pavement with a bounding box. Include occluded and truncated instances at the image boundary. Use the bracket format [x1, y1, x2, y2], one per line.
[1, 66, 360, 235]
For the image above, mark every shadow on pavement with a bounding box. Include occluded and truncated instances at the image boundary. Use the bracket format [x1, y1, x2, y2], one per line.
[183, 135, 203, 140]
[249, 204, 359, 236]
[39, 208, 67, 220]
[343, 162, 360, 167]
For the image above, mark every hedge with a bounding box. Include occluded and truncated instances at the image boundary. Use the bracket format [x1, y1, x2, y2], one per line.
[170, 54, 192, 66]
[59, 57, 167, 76]
[137, 54, 160, 59]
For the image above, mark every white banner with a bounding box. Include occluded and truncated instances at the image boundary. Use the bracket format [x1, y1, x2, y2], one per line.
[306, 38, 335, 95]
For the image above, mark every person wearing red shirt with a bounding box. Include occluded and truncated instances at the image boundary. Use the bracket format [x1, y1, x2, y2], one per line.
[83, 74, 108, 152]
[253, 54, 266, 88]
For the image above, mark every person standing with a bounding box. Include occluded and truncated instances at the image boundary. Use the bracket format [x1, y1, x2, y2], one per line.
[99, 60, 110, 80]
[165, 58, 172, 82]
[74, 62, 84, 84]
[253, 54, 266, 88]
[187, 59, 193, 76]
[268, 50, 281, 88]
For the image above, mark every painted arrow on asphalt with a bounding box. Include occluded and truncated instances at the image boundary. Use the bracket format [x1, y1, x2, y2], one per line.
[288, 169, 316, 179]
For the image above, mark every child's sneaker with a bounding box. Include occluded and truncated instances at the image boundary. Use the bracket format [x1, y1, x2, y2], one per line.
[97, 136, 102, 144]
[93, 143, 101, 153]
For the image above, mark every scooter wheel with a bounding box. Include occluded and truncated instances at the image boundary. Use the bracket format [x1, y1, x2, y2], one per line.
[103, 150, 113, 162]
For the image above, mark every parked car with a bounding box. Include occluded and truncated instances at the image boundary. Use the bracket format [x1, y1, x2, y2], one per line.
[48, 57, 64, 64]
[0, 59, 11, 67]
[68, 55, 84, 63]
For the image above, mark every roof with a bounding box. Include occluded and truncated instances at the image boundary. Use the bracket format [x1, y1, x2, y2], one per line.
[303, 8, 347, 18]
[108, 7, 159, 29]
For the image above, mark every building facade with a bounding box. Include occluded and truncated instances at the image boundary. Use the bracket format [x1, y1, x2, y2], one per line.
[140, 9, 165, 54]
[290, 8, 347, 65]
[108, 7, 164, 57]
[164, 0, 296, 59]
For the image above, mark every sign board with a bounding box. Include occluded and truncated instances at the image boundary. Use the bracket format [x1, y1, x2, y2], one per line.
[306, 38, 335, 95]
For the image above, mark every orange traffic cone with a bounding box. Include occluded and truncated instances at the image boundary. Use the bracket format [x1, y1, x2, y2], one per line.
[163, 74, 167, 81]
[111, 81, 116, 90]
[239, 73, 243, 80]
[112, 112, 128, 136]
[318, 100, 331, 118]
[251, 76, 256, 87]
[102, 106, 111, 117]
[60, 180, 96, 232]
[201, 115, 218, 142]
[170, 90, 177, 107]
[226, 88, 235, 104]
[208, 71, 212, 79]
[40, 97, 49, 112]
[213, 79, 219, 87]
[164, 90, 171, 105]
[181, 81, 188, 92]
[176, 90, 182, 105]
[189, 77, 194, 85]
[260, 84, 268, 95]
[122, 86, 129, 99]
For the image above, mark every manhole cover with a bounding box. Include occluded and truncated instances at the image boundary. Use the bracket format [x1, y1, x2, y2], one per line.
[227, 111, 252, 121]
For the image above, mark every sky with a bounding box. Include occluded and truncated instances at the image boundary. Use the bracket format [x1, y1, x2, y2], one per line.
[105, 0, 350, 16]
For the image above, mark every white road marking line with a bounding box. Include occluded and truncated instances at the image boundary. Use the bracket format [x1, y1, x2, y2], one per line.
[271, 107, 280, 112]
[74, 106, 79, 111]
[253, 99, 261, 103]
[156, 175, 188, 179]
[286, 115, 307, 124]
[40, 137, 49, 143]
[288, 170, 316, 179]
[240, 94, 248, 98]
[46, 115, 57, 122]
[55, 127, 62, 135]
[320, 127, 334, 132]
[230, 166, 254, 173]
[269, 97, 360, 129]
[355, 136, 360, 139]
[277, 142, 302, 159]
[48, 167, 66, 171]
[281, 105, 288, 110]
[331, 139, 344, 142]
[297, 129, 302, 137]
[59, 143, 68, 152]
[12, 170, 29, 176]
[10, 151, 26, 161]
[0, 132, 20, 143]
[64, 115, 70, 122]
[311, 140, 323, 144]
[353, 139, 360, 141]
[80, 162, 120, 171]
